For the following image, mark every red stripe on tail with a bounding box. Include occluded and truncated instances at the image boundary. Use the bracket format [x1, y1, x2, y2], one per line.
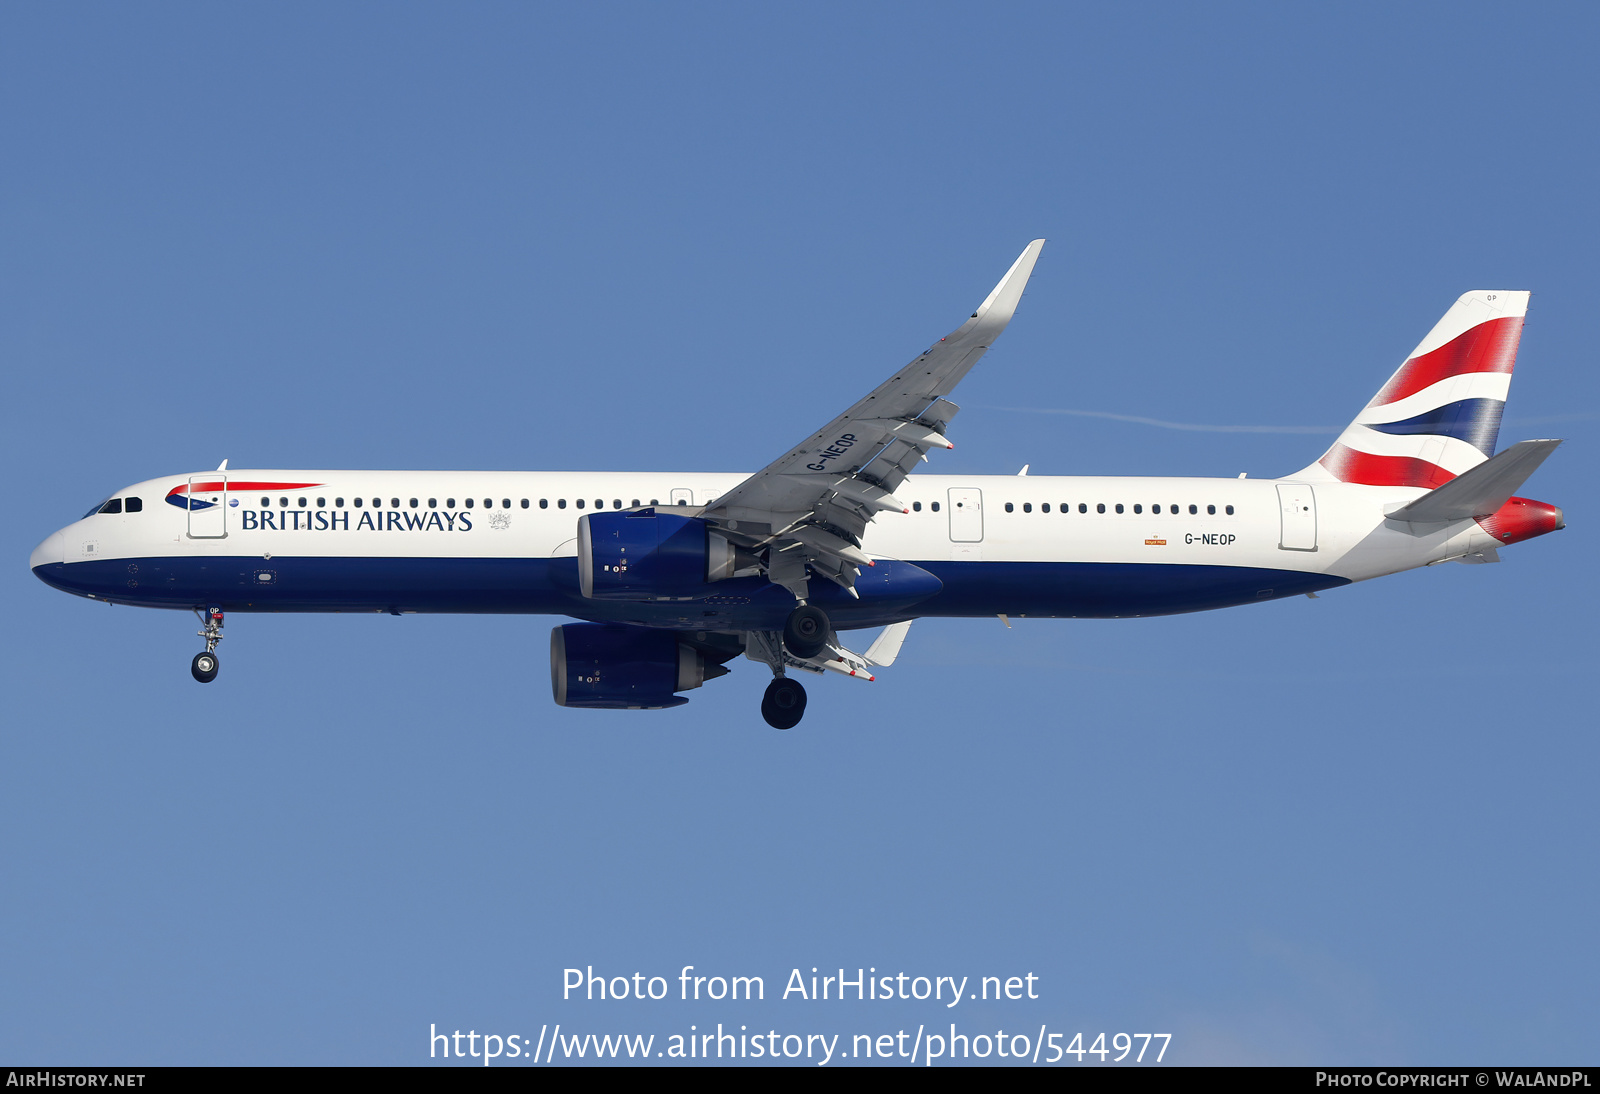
[1369, 316, 1522, 408]
[1318, 444, 1456, 488]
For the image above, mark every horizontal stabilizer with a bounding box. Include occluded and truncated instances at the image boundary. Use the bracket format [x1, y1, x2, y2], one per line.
[1386, 439, 1562, 523]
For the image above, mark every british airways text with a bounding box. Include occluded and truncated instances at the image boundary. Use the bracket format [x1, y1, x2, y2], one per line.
[239, 510, 474, 532]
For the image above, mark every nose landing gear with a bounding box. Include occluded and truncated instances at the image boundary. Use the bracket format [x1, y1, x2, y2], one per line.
[191, 605, 224, 683]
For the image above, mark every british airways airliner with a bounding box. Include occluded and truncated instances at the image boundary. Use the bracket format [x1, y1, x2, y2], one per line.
[29, 242, 1564, 728]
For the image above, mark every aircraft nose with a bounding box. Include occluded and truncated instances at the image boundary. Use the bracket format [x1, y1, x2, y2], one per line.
[1555, 507, 1566, 531]
[30, 530, 64, 571]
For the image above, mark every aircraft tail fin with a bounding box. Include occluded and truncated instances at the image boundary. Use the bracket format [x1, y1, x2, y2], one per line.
[1292, 291, 1528, 486]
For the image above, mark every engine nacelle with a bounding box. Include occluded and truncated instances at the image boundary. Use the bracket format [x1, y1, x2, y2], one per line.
[578, 510, 757, 600]
[550, 623, 707, 710]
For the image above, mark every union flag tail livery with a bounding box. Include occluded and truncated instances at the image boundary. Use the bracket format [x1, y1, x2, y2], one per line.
[28, 243, 1567, 729]
[1297, 290, 1527, 487]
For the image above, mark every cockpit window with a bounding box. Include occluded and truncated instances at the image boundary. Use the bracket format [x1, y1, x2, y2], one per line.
[124, 497, 143, 513]
[97, 498, 123, 515]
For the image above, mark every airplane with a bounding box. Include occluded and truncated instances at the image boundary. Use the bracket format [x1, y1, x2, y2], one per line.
[29, 241, 1565, 729]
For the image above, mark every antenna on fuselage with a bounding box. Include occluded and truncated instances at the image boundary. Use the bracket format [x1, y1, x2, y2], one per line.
[216, 459, 229, 471]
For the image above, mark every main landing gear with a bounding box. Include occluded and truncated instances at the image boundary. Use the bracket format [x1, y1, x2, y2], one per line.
[191, 605, 223, 683]
[761, 676, 807, 730]
[782, 603, 829, 660]
[750, 603, 832, 729]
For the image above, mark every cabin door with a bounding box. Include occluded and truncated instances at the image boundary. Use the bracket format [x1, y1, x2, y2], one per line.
[947, 487, 984, 542]
[1276, 483, 1317, 551]
[186, 474, 228, 539]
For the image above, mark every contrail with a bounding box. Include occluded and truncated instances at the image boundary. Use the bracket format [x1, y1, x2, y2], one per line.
[982, 407, 1597, 435]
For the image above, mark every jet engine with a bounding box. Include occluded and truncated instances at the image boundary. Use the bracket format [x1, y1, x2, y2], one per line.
[578, 510, 759, 600]
[550, 622, 718, 709]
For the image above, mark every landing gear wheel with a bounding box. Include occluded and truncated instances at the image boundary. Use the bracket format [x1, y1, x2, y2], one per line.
[782, 604, 830, 660]
[761, 677, 807, 730]
[191, 651, 219, 684]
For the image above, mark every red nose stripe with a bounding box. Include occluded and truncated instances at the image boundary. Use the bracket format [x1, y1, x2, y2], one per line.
[167, 481, 323, 496]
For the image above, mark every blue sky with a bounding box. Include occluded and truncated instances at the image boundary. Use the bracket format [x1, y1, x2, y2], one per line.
[2, 2, 1595, 1066]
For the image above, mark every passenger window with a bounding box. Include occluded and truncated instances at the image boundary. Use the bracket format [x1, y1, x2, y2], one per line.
[650, 499, 659, 505]
[504, 499, 512, 509]
[1041, 503, 1050, 513]
[558, 499, 567, 509]
[1024, 503, 1033, 513]
[390, 498, 399, 509]
[521, 499, 529, 509]
[1189, 504, 1197, 514]
[613, 500, 621, 509]
[595, 499, 603, 509]
[336, 498, 345, 507]
[353, 498, 363, 508]
[1115, 503, 1124, 514]
[1170, 503, 1178, 513]
[1133, 504, 1142, 514]
[428, 499, 436, 508]
[577, 499, 586, 509]
[298, 497, 307, 507]
[1207, 505, 1216, 515]
[317, 497, 326, 507]
[447, 498, 455, 508]
[1079, 503, 1087, 513]
[1226, 505, 1235, 515]
[261, 496, 270, 506]
[1097, 503, 1105, 513]
[539, 499, 548, 509]
[931, 501, 940, 512]
[98, 498, 123, 515]
[407, 498, 416, 508]
[912, 501, 922, 512]
[631, 499, 640, 507]
[280, 497, 289, 507]
[125, 497, 142, 513]
[465, 498, 474, 508]
[487, 499, 495, 509]
[1005, 502, 1014, 513]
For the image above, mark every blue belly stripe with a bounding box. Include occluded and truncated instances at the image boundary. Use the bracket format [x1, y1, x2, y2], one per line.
[33, 555, 1351, 626]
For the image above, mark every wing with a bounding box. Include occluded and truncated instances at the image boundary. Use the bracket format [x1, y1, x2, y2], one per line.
[702, 239, 1045, 596]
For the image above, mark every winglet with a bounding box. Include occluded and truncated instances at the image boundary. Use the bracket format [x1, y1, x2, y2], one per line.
[864, 620, 913, 667]
[952, 239, 1045, 344]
